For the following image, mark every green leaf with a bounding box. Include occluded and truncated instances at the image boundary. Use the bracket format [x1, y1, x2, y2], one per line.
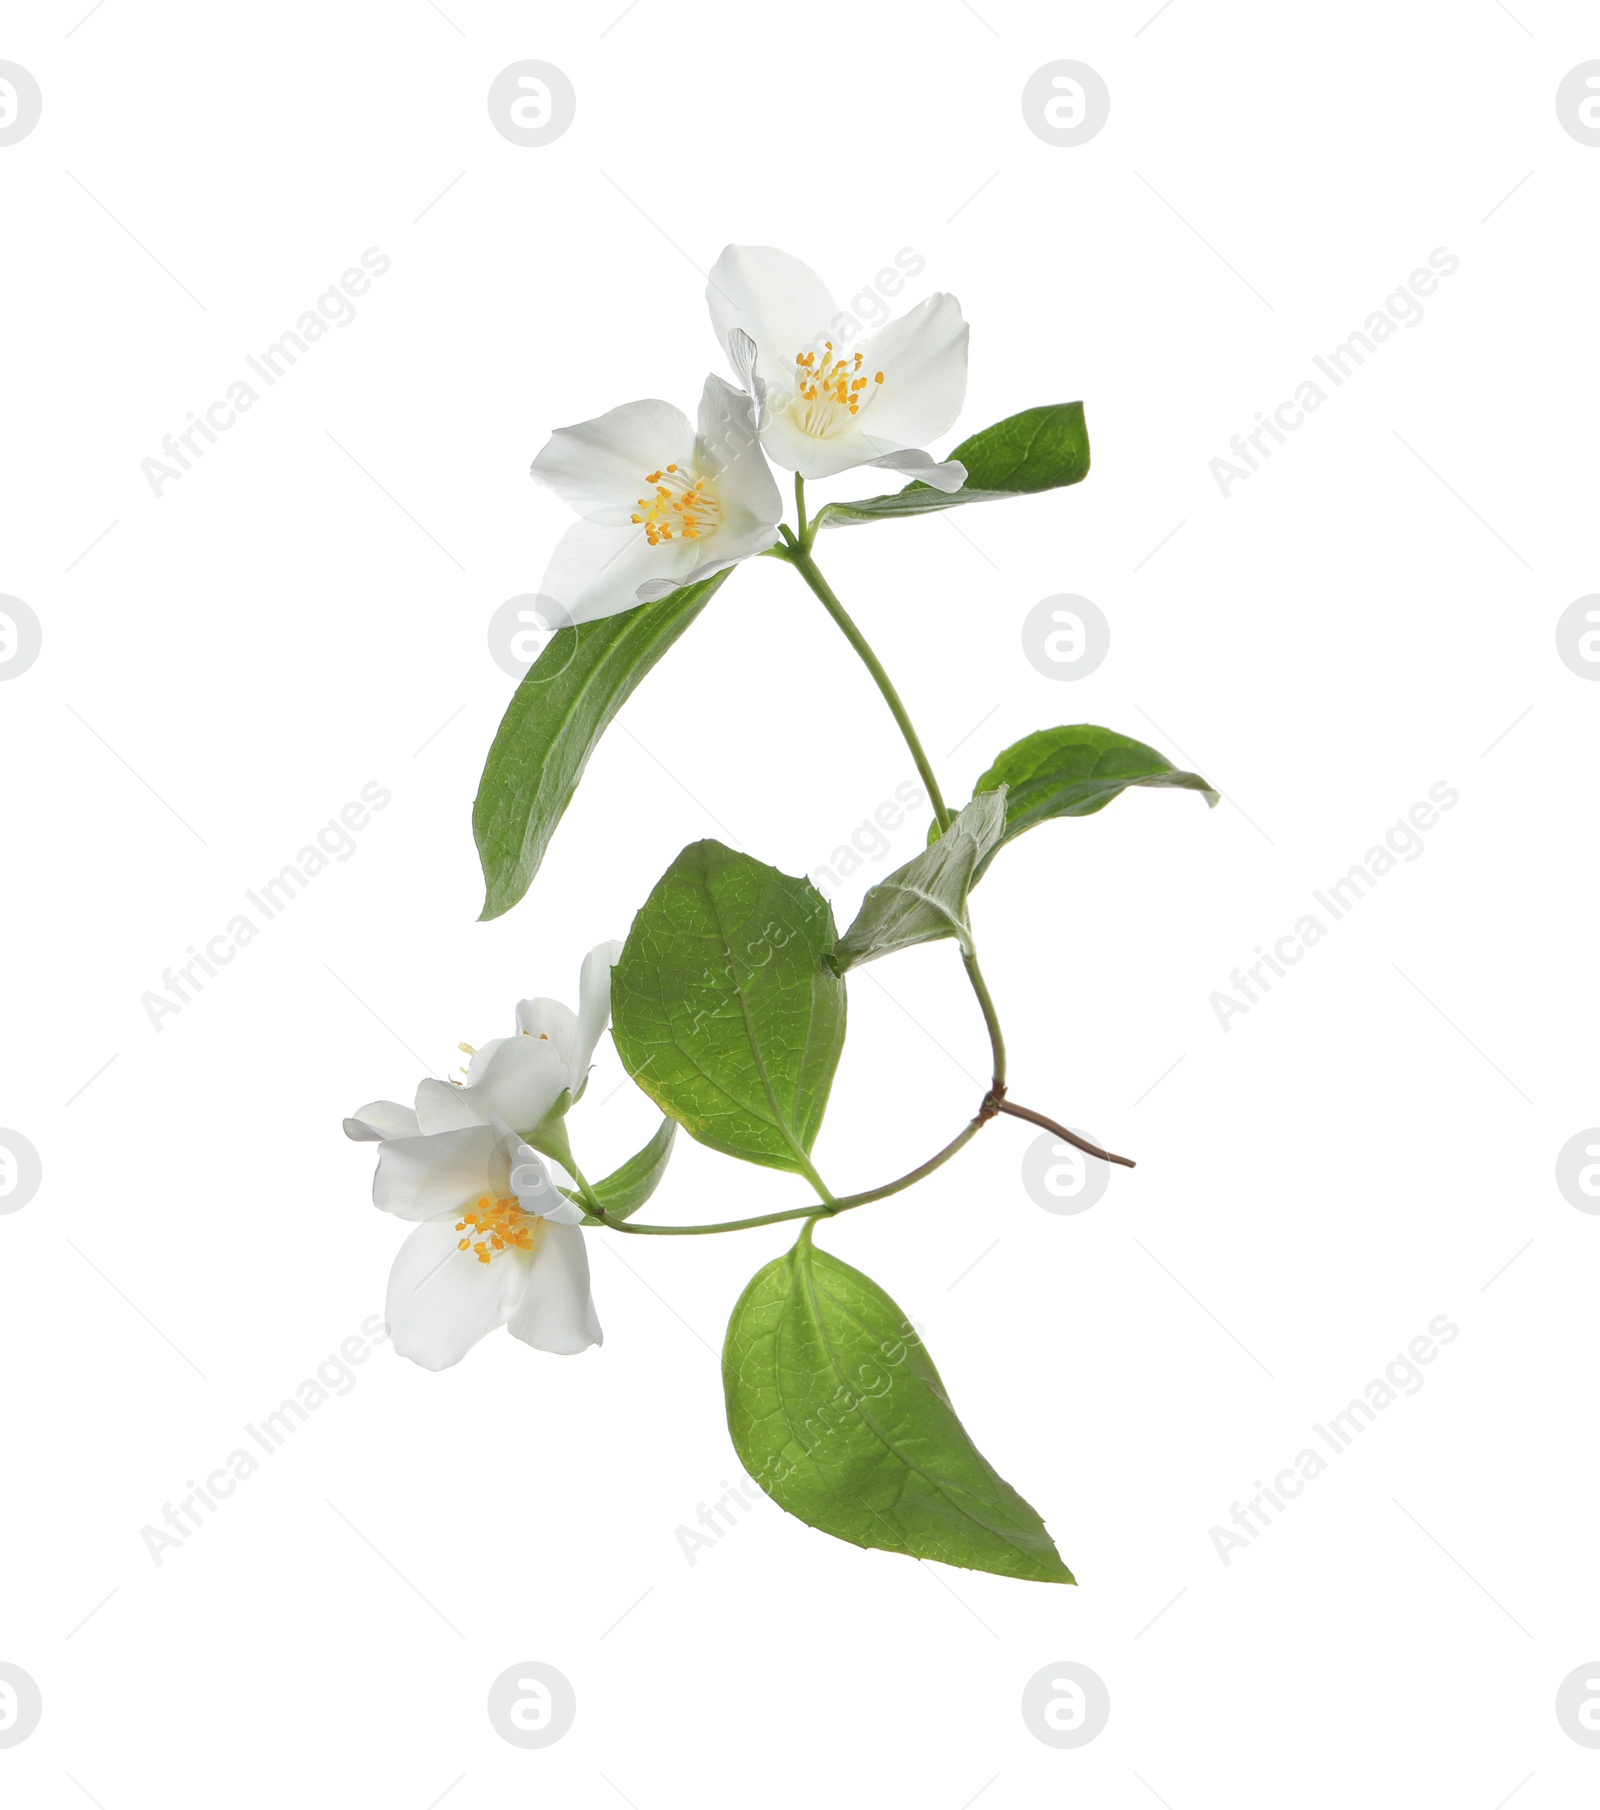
[964, 724, 1218, 882]
[581, 1118, 677, 1224]
[611, 841, 845, 1175]
[832, 790, 1007, 974]
[815, 402, 1090, 529]
[724, 1231, 1075, 1584]
[473, 570, 732, 921]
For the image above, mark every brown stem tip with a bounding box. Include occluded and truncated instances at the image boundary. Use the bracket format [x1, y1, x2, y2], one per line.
[995, 1099, 1136, 1170]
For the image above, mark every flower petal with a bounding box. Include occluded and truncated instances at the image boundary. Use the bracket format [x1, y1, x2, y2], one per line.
[707, 246, 839, 392]
[726, 328, 766, 427]
[461, 1034, 570, 1135]
[414, 1077, 482, 1134]
[507, 1221, 603, 1354]
[635, 543, 774, 600]
[698, 376, 783, 528]
[386, 1219, 529, 1370]
[696, 373, 763, 475]
[575, 938, 624, 1079]
[542, 517, 697, 625]
[531, 399, 693, 521]
[372, 1125, 507, 1220]
[635, 576, 693, 603]
[861, 448, 969, 493]
[757, 407, 877, 481]
[853, 294, 969, 449]
[508, 1144, 587, 1225]
[514, 998, 583, 1087]
[343, 1100, 420, 1142]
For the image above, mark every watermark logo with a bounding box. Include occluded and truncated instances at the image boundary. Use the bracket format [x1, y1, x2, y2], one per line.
[0, 63, 42, 148]
[1556, 62, 1600, 147]
[0, 1662, 42, 1748]
[1555, 1129, 1600, 1215]
[488, 62, 576, 147]
[1555, 594, 1600, 679]
[0, 1131, 42, 1217]
[1022, 1130, 1110, 1215]
[486, 1661, 576, 1747]
[1022, 62, 1110, 147]
[487, 593, 574, 679]
[1021, 1660, 1111, 1747]
[1556, 1662, 1600, 1745]
[1022, 593, 1110, 680]
[0, 596, 42, 680]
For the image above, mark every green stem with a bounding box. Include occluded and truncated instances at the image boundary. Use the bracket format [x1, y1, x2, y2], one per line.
[798, 1154, 841, 1213]
[583, 1093, 1133, 1236]
[589, 1111, 988, 1236]
[962, 950, 1007, 1092]
[785, 510, 952, 833]
[783, 509, 1010, 1084]
[576, 498, 1114, 1242]
[562, 1153, 606, 1217]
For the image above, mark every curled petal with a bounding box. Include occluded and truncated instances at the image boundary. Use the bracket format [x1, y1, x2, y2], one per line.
[726, 329, 766, 428]
[508, 1143, 586, 1226]
[861, 448, 968, 493]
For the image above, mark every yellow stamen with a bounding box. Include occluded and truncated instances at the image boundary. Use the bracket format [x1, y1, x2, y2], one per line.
[633, 462, 724, 549]
[453, 1195, 541, 1265]
[788, 343, 887, 438]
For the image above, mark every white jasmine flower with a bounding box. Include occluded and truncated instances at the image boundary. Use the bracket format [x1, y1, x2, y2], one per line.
[345, 940, 621, 1369]
[373, 1132, 600, 1370]
[529, 375, 783, 624]
[707, 244, 970, 489]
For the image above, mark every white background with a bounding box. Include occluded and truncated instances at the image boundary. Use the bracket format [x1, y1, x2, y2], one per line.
[3, 1, 1597, 1804]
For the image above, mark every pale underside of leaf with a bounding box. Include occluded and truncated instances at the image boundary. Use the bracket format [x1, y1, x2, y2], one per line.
[832, 789, 1006, 972]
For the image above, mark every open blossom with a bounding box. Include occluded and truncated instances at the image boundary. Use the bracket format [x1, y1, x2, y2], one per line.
[529, 374, 783, 626]
[706, 244, 970, 490]
[344, 941, 621, 1369]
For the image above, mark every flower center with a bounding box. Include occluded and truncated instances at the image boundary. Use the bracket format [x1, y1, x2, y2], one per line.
[630, 464, 722, 547]
[455, 1196, 539, 1264]
[787, 343, 885, 439]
